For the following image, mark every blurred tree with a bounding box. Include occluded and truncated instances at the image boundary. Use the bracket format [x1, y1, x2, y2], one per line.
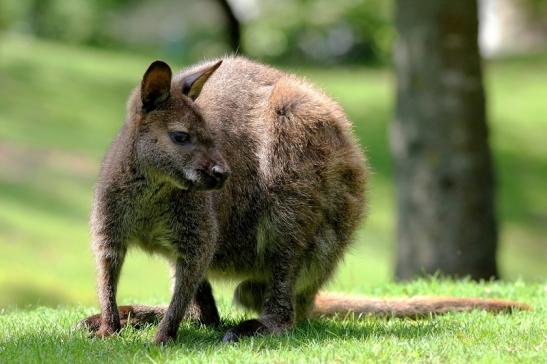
[213, 0, 242, 53]
[243, 0, 393, 64]
[29, 0, 51, 37]
[0, 0, 395, 64]
[391, 0, 498, 280]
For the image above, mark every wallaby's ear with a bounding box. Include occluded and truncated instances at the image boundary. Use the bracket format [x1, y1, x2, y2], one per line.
[182, 60, 222, 101]
[141, 60, 172, 112]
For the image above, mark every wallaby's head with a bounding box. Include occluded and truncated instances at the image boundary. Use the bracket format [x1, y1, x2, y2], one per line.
[133, 60, 230, 191]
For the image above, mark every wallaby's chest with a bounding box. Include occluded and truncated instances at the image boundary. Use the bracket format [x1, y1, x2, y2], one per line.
[130, 216, 177, 257]
[124, 186, 180, 257]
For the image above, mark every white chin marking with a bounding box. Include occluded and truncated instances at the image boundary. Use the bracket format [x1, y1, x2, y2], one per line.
[171, 170, 198, 190]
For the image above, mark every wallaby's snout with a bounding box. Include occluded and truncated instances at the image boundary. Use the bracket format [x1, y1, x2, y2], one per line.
[211, 164, 231, 186]
[195, 157, 230, 190]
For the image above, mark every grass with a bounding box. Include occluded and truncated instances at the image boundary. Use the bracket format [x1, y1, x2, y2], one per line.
[0, 34, 546, 362]
[0, 280, 545, 363]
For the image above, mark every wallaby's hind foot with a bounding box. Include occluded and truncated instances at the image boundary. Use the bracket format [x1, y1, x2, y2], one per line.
[222, 319, 270, 343]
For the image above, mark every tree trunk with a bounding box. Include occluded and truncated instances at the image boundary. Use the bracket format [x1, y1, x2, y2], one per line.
[214, 0, 242, 54]
[391, 0, 499, 280]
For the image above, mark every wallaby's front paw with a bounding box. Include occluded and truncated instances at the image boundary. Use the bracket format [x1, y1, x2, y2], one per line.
[154, 329, 177, 345]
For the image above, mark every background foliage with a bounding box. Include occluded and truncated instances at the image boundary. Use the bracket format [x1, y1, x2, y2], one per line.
[0, 0, 393, 64]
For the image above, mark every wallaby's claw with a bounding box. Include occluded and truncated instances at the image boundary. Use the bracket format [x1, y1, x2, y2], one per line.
[95, 323, 121, 338]
[154, 329, 177, 345]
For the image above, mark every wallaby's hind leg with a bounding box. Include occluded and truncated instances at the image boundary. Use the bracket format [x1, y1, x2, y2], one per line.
[78, 280, 219, 332]
[193, 279, 221, 326]
[295, 289, 320, 322]
[223, 254, 299, 342]
[233, 279, 317, 322]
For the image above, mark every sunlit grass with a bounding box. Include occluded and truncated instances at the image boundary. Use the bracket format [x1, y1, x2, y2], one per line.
[0, 280, 544, 363]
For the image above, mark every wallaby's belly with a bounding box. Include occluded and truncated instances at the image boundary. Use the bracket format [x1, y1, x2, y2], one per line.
[209, 179, 266, 275]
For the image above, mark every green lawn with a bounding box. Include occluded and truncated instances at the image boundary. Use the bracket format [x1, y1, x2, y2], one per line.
[0, 34, 546, 362]
[0, 280, 545, 364]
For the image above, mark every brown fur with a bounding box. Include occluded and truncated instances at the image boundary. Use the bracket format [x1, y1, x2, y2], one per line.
[310, 294, 532, 318]
[82, 57, 529, 344]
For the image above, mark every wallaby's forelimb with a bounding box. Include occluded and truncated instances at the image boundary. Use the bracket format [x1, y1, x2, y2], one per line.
[222, 246, 300, 342]
[154, 258, 210, 345]
[94, 245, 126, 337]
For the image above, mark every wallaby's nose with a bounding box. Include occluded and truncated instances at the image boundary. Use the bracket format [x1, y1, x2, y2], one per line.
[211, 165, 231, 184]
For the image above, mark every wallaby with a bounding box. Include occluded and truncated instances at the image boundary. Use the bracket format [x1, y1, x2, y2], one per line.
[81, 58, 530, 345]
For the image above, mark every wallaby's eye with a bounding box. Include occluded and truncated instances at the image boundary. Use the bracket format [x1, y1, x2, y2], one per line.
[169, 131, 191, 145]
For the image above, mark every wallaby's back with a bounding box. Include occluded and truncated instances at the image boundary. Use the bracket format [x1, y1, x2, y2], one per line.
[172, 57, 367, 296]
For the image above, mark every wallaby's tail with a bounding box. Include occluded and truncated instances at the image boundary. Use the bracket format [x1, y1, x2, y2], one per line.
[78, 295, 531, 331]
[77, 305, 166, 332]
[311, 293, 532, 319]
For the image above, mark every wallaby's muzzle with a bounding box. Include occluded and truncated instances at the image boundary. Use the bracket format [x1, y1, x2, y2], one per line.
[194, 163, 230, 190]
[211, 165, 231, 186]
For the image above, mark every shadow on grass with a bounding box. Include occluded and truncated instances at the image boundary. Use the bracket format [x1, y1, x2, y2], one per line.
[50, 316, 445, 345]
[0, 316, 447, 363]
